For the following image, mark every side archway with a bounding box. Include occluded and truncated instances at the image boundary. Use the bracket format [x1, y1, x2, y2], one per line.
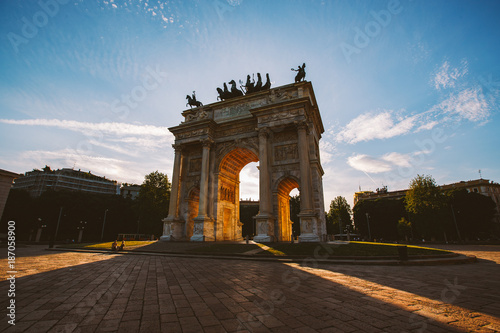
[275, 176, 299, 241]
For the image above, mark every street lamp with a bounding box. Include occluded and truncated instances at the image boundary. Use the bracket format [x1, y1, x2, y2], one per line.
[450, 204, 462, 242]
[77, 221, 87, 243]
[100, 209, 108, 242]
[365, 213, 372, 241]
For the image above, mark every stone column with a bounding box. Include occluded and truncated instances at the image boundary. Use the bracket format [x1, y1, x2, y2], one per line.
[297, 122, 313, 213]
[192, 139, 214, 241]
[161, 144, 184, 241]
[296, 121, 319, 242]
[254, 128, 274, 242]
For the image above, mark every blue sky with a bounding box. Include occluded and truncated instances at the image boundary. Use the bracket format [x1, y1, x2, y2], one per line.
[1, 0, 499, 208]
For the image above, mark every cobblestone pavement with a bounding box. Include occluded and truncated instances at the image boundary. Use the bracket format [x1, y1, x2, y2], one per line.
[1, 245, 499, 332]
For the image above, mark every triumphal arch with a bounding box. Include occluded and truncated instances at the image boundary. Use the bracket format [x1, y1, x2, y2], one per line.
[161, 80, 326, 242]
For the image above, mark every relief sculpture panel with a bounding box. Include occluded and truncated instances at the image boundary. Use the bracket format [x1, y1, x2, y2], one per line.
[274, 144, 298, 162]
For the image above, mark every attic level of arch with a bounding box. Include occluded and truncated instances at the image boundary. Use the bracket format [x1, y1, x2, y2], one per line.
[162, 81, 327, 243]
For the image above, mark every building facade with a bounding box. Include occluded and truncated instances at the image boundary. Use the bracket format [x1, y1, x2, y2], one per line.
[120, 184, 141, 200]
[0, 169, 20, 220]
[13, 166, 119, 197]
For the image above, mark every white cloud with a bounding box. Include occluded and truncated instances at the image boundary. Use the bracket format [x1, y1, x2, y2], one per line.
[433, 88, 490, 122]
[347, 151, 425, 174]
[433, 60, 468, 90]
[381, 152, 412, 168]
[336, 111, 416, 144]
[415, 120, 439, 132]
[0, 118, 172, 138]
[347, 154, 392, 173]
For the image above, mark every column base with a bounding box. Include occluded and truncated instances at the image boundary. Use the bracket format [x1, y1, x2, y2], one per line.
[253, 235, 273, 243]
[160, 235, 174, 241]
[298, 233, 320, 242]
[191, 217, 215, 242]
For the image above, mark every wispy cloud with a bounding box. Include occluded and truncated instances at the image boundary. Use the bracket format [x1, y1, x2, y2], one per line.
[347, 151, 422, 174]
[433, 60, 468, 90]
[431, 88, 490, 123]
[415, 120, 439, 132]
[0, 118, 172, 138]
[336, 110, 416, 144]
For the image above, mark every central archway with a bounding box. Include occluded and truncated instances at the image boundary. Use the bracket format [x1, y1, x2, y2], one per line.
[215, 147, 258, 241]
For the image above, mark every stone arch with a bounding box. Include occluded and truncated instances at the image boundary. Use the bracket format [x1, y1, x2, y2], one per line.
[275, 176, 299, 241]
[215, 147, 258, 241]
[161, 81, 327, 243]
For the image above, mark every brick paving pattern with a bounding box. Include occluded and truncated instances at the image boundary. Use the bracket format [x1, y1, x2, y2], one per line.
[1, 244, 499, 332]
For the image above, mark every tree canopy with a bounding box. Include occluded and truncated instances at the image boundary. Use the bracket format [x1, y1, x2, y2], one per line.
[136, 171, 171, 235]
[326, 196, 352, 235]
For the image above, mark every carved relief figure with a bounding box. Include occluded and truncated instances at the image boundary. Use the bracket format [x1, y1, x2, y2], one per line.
[275, 144, 298, 161]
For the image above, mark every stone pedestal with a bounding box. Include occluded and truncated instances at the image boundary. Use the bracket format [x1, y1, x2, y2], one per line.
[253, 215, 274, 243]
[298, 213, 320, 242]
[191, 217, 215, 241]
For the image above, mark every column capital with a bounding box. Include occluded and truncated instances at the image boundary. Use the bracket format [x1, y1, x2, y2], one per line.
[172, 144, 183, 152]
[258, 127, 271, 138]
[201, 138, 214, 148]
[294, 120, 309, 133]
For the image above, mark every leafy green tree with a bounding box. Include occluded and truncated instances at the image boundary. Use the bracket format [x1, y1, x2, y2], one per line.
[353, 197, 405, 241]
[397, 217, 412, 241]
[405, 174, 445, 240]
[444, 189, 495, 241]
[327, 196, 352, 236]
[289, 195, 301, 236]
[136, 171, 171, 236]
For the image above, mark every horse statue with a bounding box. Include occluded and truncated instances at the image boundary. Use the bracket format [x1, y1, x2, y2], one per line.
[186, 91, 203, 108]
[262, 73, 271, 90]
[291, 63, 306, 83]
[254, 73, 263, 92]
[243, 75, 255, 94]
[217, 82, 234, 101]
[228, 80, 243, 98]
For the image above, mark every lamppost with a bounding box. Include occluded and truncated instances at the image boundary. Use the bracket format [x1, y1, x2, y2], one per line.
[100, 209, 108, 242]
[35, 218, 46, 242]
[344, 225, 351, 242]
[77, 221, 87, 243]
[365, 213, 372, 241]
[450, 204, 462, 242]
[54, 207, 64, 242]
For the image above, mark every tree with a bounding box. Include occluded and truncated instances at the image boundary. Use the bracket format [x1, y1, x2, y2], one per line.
[405, 174, 445, 240]
[444, 189, 495, 241]
[289, 195, 301, 236]
[136, 171, 171, 236]
[327, 196, 352, 236]
[353, 197, 405, 241]
[397, 217, 412, 241]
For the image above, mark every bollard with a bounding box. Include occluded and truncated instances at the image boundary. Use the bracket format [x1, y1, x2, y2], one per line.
[245, 234, 249, 244]
[397, 245, 408, 261]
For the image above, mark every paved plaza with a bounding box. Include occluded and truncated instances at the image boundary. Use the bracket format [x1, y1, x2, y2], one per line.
[1, 244, 499, 332]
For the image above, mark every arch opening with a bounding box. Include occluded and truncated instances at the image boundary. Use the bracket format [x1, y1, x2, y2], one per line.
[217, 147, 258, 241]
[277, 177, 299, 242]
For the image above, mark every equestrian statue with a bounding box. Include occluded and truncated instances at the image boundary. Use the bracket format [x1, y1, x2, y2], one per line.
[186, 91, 203, 108]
